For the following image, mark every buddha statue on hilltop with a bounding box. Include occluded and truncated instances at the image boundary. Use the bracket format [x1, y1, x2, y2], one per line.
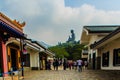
[67, 29, 75, 43]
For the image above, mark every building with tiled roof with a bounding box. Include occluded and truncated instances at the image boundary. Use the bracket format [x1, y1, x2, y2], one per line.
[0, 12, 26, 78]
[80, 25, 120, 69]
[90, 27, 120, 70]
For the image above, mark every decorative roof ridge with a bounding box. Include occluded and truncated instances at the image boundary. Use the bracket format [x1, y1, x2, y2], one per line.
[0, 12, 26, 29]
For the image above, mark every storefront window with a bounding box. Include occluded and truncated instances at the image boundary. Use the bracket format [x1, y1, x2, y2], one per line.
[102, 51, 109, 67]
[113, 48, 120, 66]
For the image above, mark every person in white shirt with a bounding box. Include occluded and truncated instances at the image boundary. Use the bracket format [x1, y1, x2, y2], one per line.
[73, 61, 77, 70]
[77, 59, 82, 72]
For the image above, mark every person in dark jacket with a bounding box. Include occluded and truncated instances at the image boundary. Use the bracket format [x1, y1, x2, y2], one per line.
[63, 59, 67, 70]
[53, 59, 56, 70]
[55, 59, 59, 70]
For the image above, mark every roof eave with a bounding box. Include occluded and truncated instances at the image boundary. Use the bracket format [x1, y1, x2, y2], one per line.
[90, 27, 120, 49]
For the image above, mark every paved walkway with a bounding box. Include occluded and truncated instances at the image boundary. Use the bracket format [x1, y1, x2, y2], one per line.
[23, 68, 120, 80]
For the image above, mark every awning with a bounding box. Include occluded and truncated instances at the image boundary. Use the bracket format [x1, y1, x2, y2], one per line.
[0, 21, 26, 39]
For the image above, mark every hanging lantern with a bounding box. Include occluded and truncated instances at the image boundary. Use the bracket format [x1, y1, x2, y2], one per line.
[23, 43, 27, 54]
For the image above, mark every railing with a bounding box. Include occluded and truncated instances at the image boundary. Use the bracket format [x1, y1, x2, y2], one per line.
[0, 68, 23, 80]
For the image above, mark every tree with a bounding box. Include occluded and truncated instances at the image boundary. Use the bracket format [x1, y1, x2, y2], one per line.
[71, 44, 84, 60]
[48, 46, 69, 58]
[49, 41, 85, 60]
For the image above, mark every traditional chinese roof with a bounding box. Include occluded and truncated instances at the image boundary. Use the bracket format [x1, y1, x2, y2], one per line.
[84, 25, 119, 33]
[0, 21, 26, 38]
[81, 25, 120, 45]
[26, 39, 55, 56]
[0, 12, 26, 39]
[90, 27, 120, 49]
[0, 12, 25, 30]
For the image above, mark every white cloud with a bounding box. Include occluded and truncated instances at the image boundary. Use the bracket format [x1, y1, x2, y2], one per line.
[1, 0, 120, 45]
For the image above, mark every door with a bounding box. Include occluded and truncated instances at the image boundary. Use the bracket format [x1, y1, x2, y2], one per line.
[10, 48, 17, 71]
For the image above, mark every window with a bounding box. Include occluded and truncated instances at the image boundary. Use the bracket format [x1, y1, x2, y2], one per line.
[102, 51, 109, 67]
[113, 48, 120, 66]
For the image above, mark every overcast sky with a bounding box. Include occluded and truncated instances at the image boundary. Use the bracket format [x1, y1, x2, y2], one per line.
[1, 0, 120, 46]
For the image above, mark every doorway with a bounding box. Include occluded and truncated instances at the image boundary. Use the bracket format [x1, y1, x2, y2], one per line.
[10, 48, 17, 71]
[93, 53, 96, 69]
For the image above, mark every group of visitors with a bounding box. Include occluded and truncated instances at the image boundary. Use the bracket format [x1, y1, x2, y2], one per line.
[46, 59, 62, 70]
[46, 58, 88, 72]
[73, 59, 88, 72]
[52, 59, 59, 70]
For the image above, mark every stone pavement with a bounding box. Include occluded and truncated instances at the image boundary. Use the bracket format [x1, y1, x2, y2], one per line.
[23, 68, 120, 80]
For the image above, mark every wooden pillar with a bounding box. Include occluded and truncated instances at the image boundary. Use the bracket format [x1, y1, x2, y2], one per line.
[1, 41, 8, 76]
[0, 40, 2, 77]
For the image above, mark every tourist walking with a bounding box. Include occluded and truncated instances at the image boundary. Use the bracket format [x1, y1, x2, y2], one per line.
[73, 61, 77, 70]
[84, 60, 88, 70]
[77, 59, 83, 72]
[68, 61, 73, 70]
[46, 60, 51, 70]
[55, 59, 59, 70]
[63, 59, 67, 70]
[53, 59, 56, 70]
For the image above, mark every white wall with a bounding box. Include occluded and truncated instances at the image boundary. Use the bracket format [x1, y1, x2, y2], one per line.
[100, 38, 120, 70]
[30, 51, 39, 68]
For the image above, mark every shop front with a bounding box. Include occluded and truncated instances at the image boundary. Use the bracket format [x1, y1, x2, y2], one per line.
[0, 12, 26, 77]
